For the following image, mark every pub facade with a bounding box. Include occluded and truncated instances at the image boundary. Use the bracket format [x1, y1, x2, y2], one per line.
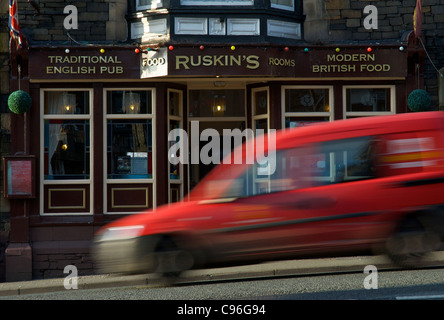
[4, 0, 429, 280]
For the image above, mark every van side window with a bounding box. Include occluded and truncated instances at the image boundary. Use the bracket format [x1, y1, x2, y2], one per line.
[314, 136, 376, 184]
[217, 136, 376, 199]
[220, 146, 314, 198]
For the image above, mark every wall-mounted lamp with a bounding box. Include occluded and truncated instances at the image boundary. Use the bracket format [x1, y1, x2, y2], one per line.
[123, 92, 141, 114]
[63, 92, 76, 114]
[212, 94, 226, 115]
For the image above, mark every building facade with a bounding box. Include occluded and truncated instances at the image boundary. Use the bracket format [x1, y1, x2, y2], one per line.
[2, 0, 442, 281]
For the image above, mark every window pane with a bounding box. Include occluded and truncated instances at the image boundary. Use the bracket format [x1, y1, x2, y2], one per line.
[346, 88, 391, 112]
[317, 136, 376, 183]
[181, 0, 253, 5]
[169, 91, 181, 117]
[285, 116, 330, 129]
[44, 91, 89, 115]
[44, 120, 90, 179]
[271, 0, 293, 7]
[254, 90, 268, 116]
[255, 118, 268, 134]
[107, 119, 152, 179]
[169, 119, 181, 180]
[285, 89, 330, 113]
[189, 90, 245, 117]
[107, 90, 152, 115]
[212, 147, 314, 199]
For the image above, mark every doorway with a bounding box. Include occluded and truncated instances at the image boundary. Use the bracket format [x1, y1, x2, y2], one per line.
[187, 88, 247, 191]
[189, 120, 246, 190]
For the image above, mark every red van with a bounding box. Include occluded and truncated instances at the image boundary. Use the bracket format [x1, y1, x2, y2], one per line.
[93, 111, 444, 277]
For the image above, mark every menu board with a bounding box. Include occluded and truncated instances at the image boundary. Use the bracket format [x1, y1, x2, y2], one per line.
[3, 156, 35, 199]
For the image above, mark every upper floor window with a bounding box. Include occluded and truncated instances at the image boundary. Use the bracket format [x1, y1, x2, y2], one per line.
[180, 0, 254, 5]
[136, 0, 163, 10]
[42, 90, 92, 180]
[271, 0, 294, 11]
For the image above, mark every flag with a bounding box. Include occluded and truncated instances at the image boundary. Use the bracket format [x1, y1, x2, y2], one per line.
[413, 0, 423, 38]
[9, 0, 23, 48]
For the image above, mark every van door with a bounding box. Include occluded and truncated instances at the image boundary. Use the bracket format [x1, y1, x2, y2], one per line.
[207, 136, 389, 260]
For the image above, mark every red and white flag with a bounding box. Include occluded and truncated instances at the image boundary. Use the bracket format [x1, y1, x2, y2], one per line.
[9, 0, 23, 48]
[413, 0, 423, 38]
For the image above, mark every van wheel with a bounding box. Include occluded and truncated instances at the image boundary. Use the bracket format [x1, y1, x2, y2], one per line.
[386, 217, 440, 268]
[154, 236, 195, 281]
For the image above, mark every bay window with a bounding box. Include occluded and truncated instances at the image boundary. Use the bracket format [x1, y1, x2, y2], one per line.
[41, 89, 92, 214]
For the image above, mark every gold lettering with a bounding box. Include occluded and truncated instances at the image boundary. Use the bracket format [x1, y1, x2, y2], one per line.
[176, 56, 190, 70]
[246, 55, 260, 69]
[230, 55, 242, 66]
[202, 55, 212, 66]
[190, 56, 201, 67]
[213, 55, 224, 66]
[328, 53, 375, 62]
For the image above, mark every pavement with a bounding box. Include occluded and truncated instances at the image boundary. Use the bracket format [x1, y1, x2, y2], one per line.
[2, 252, 444, 297]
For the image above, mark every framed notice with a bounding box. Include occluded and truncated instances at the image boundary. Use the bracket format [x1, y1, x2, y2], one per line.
[3, 155, 36, 199]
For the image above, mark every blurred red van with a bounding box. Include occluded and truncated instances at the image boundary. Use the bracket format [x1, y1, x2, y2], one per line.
[93, 112, 444, 277]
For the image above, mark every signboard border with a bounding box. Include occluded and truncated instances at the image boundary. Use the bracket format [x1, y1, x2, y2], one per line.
[3, 155, 36, 199]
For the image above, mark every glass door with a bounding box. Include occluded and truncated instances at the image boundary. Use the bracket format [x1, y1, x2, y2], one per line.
[168, 89, 184, 203]
[187, 88, 246, 191]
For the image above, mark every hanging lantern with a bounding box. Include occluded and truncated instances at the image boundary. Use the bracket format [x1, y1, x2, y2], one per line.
[8, 90, 32, 114]
[407, 89, 431, 112]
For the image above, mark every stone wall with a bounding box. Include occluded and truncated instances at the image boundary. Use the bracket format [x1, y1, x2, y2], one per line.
[304, 0, 444, 108]
[17, 0, 127, 44]
[0, 0, 11, 284]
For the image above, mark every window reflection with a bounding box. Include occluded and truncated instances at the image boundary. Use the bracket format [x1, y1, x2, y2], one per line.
[44, 91, 89, 115]
[204, 136, 376, 199]
[189, 89, 245, 117]
[346, 88, 391, 112]
[107, 120, 152, 179]
[45, 120, 89, 179]
[106, 91, 152, 115]
[285, 88, 329, 113]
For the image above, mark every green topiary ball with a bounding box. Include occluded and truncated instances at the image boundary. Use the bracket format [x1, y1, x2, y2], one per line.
[407, 89, 431, 112]
[8, 90, 32, 114]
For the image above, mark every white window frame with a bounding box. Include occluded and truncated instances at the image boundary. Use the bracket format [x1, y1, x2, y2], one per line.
[270, 0, 294, 11]
[252, 87, 270, 134]
[251, 87, 270, 194]
[40, 88, 94, 216]
[136, 0, 163, 11]
[281, 85, 334, 129]
[343, 85, 396, 119]
[180, 0, 253, 6]
[103, 88, 156, 214]
[168, 88, 184, 204]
